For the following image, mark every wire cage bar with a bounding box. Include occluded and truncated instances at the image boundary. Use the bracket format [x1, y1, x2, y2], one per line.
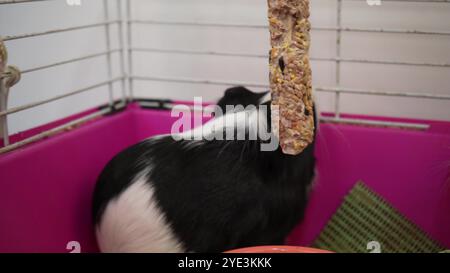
[2, 20, 120, 41]
[0, 0, 450, 154]
[103, 0, 115, 107]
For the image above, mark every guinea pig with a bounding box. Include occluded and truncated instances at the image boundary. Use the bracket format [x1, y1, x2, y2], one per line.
[91, 86, 316, 253]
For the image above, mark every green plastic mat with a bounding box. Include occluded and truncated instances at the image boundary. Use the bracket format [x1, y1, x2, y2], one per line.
[313, 182, 445, 253]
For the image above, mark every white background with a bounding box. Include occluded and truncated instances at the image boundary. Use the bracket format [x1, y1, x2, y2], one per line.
[0, 0, 449, 134]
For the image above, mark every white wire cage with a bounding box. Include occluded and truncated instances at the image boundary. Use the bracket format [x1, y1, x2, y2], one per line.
[0, 0, 450, 155]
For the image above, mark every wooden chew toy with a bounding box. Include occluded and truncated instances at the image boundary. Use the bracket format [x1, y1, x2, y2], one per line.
[267, 0, 314, 155]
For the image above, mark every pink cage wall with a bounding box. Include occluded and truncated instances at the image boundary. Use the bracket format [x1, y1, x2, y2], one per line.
[0, 102, 449, 253]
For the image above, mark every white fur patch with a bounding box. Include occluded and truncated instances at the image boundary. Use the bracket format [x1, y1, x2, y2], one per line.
[96, 177, 184, 253]
[178, 107, 268, 141]
[259, 92, 271, 104]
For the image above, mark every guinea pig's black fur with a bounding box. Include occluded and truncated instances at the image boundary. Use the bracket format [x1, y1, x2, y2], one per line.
[92, 86, 316, 253]
[216, 86, 269, 115]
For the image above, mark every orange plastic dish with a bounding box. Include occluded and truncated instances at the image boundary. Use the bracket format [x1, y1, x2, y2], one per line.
[225, 246, 333, 253]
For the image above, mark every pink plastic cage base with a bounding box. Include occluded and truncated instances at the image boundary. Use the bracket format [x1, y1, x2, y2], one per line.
[0, 102, 449, 253]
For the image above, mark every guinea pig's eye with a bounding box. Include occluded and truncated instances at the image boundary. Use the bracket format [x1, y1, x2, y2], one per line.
[278, 57, 285, 74]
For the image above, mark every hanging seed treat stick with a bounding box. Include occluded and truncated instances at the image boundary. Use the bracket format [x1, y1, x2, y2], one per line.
[267, 0, 314, 155]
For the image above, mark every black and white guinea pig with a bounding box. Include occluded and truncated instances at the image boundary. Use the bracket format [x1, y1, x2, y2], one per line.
[92, 86, 316, 253]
